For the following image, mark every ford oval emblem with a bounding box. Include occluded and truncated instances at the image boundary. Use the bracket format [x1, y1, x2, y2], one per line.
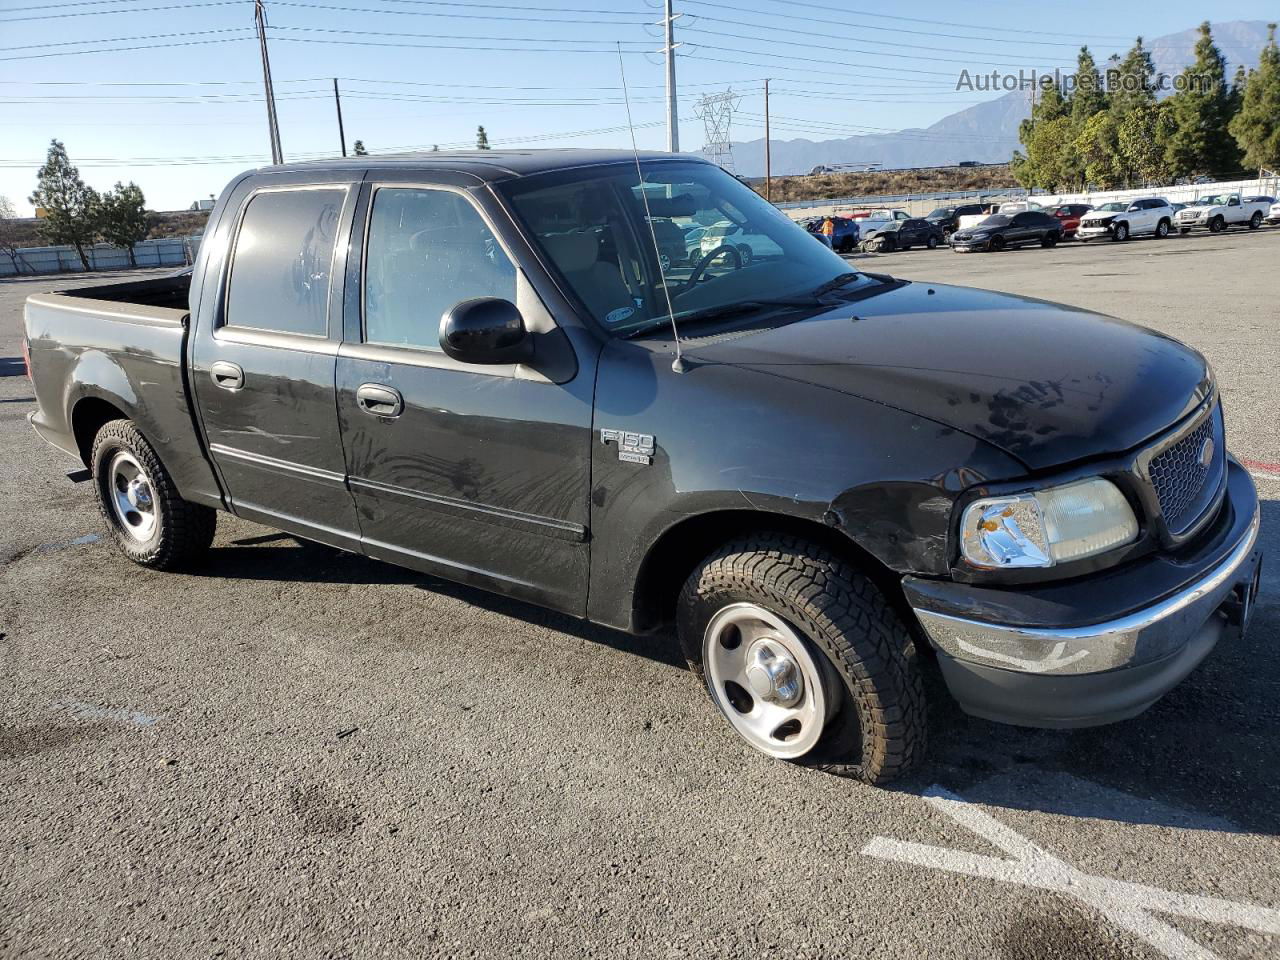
[1199, 437, 1215, 468]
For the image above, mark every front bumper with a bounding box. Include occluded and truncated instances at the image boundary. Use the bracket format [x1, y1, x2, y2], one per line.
[906, 458, 1262, 728]
[949, 240, 988, 253]
[1076, 223, 1114, 239]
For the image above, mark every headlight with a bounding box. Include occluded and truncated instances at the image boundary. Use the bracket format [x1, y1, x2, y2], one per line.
[960, 478, 1138, 569]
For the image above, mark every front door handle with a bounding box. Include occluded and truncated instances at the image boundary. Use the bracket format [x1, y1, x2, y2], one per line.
[356, 383, 404, 419]
[210, 360, 244, 390]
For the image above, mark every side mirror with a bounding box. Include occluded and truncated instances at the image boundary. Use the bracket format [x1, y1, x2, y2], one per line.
[439, 297, 532, 365]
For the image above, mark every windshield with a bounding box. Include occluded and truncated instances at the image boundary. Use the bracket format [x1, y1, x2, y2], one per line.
[501, 161, 864, 337]
[976, 215, 1011, 227]
[1096, 202, 1127, 212]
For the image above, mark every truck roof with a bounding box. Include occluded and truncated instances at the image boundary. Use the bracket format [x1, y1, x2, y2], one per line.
[253, 148, 707, 183]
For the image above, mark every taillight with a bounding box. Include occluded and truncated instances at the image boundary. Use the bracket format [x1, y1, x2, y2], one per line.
[21, 336, 32, 380]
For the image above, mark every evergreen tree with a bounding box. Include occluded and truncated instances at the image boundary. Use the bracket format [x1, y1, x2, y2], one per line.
[352, 140, 368, 156]
[28, 139, 99, 270]
[97, 181, 149, 268]
[1069, 46, 1108, 124]
[1108, 38, 1156, 120]
[1074, 112, 1125, 188]
[1165, 22, 1241, 177]
[1013, 77, 1072, 188]
[1230, 24, 1280, 170]
[476, 126, 490, 150]
[1118, 101, 1175, 185]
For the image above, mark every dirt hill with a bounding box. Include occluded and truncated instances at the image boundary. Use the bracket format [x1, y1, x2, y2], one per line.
[759, 164, 1018, 204]
[4, 209, 210, 248]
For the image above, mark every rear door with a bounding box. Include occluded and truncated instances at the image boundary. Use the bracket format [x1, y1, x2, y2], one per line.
[190, 175, 362, 549]
[334, 175, 596, 614]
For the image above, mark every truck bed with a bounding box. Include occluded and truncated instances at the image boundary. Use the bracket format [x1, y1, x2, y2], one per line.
[23, 270, 220, 508]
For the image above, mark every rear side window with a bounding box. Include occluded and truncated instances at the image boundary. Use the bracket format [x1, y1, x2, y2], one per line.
[225, 188, 345, 336]
[363, 187, 516, 351]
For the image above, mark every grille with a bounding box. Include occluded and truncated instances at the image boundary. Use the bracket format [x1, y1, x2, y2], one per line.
[1146, 407, 1223, 534]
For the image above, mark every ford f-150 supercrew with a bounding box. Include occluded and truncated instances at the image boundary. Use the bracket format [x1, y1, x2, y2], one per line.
[24, 151, 1263, 785]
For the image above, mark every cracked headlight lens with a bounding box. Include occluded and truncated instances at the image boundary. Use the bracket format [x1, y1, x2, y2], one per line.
[960, 478, 1138, 569]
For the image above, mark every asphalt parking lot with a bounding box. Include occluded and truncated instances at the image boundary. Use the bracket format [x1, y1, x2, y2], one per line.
[3, 228, 1280, 960]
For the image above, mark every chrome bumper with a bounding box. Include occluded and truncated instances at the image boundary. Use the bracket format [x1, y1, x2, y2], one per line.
[913, 507, 1260, 677]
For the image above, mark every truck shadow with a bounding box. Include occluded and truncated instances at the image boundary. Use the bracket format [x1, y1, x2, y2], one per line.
[900, 496, 1280, 836]
[200, 533, 686, 669]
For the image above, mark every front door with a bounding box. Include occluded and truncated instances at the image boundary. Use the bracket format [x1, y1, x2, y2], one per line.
[335, 181, 596, 614]
[190, 179, 362, 550]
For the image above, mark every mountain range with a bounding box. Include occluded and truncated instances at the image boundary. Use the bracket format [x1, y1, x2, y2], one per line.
[714, 20, 1274, 177]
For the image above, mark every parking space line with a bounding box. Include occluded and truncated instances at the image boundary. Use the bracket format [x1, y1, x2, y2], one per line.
[861, 785, 1280, 960]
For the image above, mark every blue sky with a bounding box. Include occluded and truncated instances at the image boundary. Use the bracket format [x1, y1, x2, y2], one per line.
[2, 0, 1276, 215]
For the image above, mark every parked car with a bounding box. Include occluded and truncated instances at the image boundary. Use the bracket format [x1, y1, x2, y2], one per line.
[1077, 198, 1175, 242]
[924, 203, 987, 238]
[1175, 193, 1269, 233]
[699, 220, 784, 262]
[1050, 203, 1093, 238]
[860, 218, 945, 252]
[23, 150, 1262, 785]
[1268, 201, 1280, 225]
[949, 210, 1062, 252]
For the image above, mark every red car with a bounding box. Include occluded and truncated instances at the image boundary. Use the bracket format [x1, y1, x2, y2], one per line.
[1051, 204, 1093, 238]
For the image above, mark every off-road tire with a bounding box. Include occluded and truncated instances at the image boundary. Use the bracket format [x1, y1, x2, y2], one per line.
[677, 535, 927, 785]
[91, 419, 216, 570]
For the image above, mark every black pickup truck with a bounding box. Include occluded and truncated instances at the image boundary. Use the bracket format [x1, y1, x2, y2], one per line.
[24, 150, 1262, 784]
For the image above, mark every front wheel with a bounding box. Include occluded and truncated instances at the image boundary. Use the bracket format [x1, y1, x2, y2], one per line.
[1180, 227, 1192, 235]
[91, 419, 216, 569]
[1210, 216, 1226, 233]
[678, 535, 927, 784]
[1155, 219, 1170, 238]
[1113, 222, 1130, 242]
[1249, 211, 1263, 229]
[990, 235, 1006, 252]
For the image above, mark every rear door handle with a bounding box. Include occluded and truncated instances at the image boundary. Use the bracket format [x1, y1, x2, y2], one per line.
[356, 383, 404, 418]
[210, 360, 244, 390]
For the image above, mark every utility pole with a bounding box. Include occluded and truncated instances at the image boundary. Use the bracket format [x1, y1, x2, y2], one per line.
[764, 78, 772, 201]
[663, 0, 680, 152]
[254, 0, 283, 164]
[333, 78, 347, 157]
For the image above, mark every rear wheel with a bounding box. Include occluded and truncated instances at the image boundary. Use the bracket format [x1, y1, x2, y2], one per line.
[677, 535, 927, 784]
[91, 419, 216, 569]
[1249, 211, 1263, 229]
[1041, 231, 1059, 248]
[1113, 222, 1130, 242]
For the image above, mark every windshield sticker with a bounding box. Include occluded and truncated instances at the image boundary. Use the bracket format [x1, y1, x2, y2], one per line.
[605, 306, 636, 325]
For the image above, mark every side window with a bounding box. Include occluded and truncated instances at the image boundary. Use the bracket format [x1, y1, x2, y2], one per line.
[363, 187, 516, 351]
[1011, 212, 1031, 226]
[225, 188, 345, 336]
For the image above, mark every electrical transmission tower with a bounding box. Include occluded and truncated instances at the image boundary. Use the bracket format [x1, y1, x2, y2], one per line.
[695, 89, 741, 173]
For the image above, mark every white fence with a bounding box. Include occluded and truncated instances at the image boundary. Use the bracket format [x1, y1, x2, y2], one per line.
[0, 235, 201, 278]
[1036, 176, 1280, 209]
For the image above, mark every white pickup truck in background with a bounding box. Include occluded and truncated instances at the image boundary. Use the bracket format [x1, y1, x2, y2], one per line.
[1175, 193, 1270, 233]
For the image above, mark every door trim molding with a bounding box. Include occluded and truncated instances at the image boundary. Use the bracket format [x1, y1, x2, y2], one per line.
[209, 443, 347, 487]
[349, 475, 587, 542]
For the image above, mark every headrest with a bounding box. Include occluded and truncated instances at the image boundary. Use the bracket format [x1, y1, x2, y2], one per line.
[541, 232, 598, 273]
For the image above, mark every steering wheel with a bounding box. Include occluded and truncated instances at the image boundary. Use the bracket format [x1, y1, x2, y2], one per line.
[682, 243, 743, 293]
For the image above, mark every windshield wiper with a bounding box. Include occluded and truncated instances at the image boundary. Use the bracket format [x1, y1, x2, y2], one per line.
[809, 272, 863, 298]
[621, 298, 823, 338]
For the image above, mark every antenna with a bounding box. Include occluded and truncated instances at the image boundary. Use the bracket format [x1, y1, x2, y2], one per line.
[617, 42, 687, 374]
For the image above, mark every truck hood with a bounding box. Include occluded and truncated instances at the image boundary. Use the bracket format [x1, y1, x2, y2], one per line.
[683, 280, 1210, 471]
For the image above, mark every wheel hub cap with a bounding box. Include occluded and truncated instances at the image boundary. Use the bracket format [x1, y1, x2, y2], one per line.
[702, 603, 840, 760]
[744, 639, 803, 707]
[107, 450, 158, 542]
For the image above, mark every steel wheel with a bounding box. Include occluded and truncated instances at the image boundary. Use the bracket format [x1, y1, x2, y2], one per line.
[107, 449, 158, 542]
[703, 602, 840, 759]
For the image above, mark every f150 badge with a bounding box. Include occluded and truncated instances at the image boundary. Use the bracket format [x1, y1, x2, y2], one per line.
[601, 429, 655, 465]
